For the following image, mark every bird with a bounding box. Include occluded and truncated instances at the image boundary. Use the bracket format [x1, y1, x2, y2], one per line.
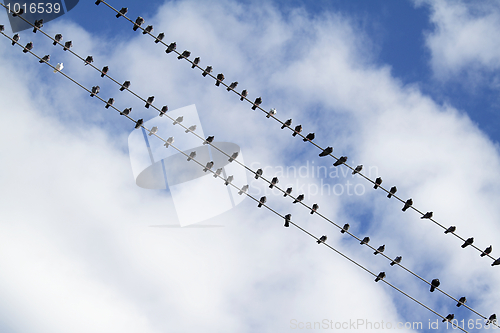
[53, 33, 62, 45]
[319, 147, 333, 157]
[166, 42, 177, 53]
[486, 314, 497, 325]
[148, 127, 158, 136]
[228, 152, 238, 162]
[39, 55, 50, 63]
[303, 133, 315, 142]
[422, 212, 433, 219]
[143, 25, 153, 35]
[360, 237, 370, 245]
[84, 55, 93, 65]
[284, 214, 291, 227]
[333, 156, 347, 166]
[185, 125, 196, 133]
[252, 97, 262, 110]
[352, 165, 363, 175]
[12, 8, 23, 16]
[266, 108, 277, 118]
[390, 256, 402, 266]
[159, 106, 168, 116]
[164, 137, 174, 148]
[0, 25, 3, 32]
[238, 185, 249, 195]
[374, 177, 382, 189]
[224, 175, 233, 186]
[63, 41, 72, 51]
[387, 186, 397, 198]
[374, 245, 385, 255]
[135, 119, 144, 129]
[53, 63, 64, 73]
[11, 34, 19, 46]
[492, 258, 500, 266]
[120, 108, 132, 116]
[444, 226, 456, 234]
[293, 194, 304, 204]
[192, 57, 200, 68]
[227, 82, 238, 91]
[105, 98, 114, 109]
[269, 177, 279, 189]
[310, 204, 319, 214]
[202, 66, 212, 77]
[255, 169, 263, 179]
[203, 136, 214, 145]
[456, 297, 466, 307]
[240, 90, 248, 101]
[258, 196, 267, 208]
[430, 279, 440, 292]
[90, 86, 100, 97]
[33, 19, 43, 33]
[120, 81, 131, 91]
[292, 125, 302, 137]
[213, 168, 222, 178]
[375, 272, 385, 282]
[340, 224, 350, 233]
[283, 187, 292, 197]
[281, 119, 292, 129]
[95, 0, 101, 4]
[481, 245, 492, 257]
[442, 314, 454, 323]
[22, 42, 33, 53]
[187, 151, 196, 161]
[133, 17, 144, 31]
[178, 50, 191, 60]
[215, 73, 225, 86]
[402, 198, 413, 212]
[317, 235, 327, 244]
[155, 32, 164, 43]
[145, 96, 154, 108]
[173, 116, 183, 125]
[116, 7, 128, 18]
[461, 237, 474, 248]
[101, 66, 109, 77]
[203, 161, 214, 172]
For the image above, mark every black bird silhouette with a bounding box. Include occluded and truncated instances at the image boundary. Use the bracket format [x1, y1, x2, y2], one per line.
[281, 119, 292, 129]
[227, 82, 238, 91]
[145, 96, 154, 108]
[283, 187, 292, 197]
[444, 226, 456, 234]
[143, 25, 153, 35]
[33, 19, 43, 33]
[317, 235, 327, 244]
[240, 89, 248, 101]
[486, 314, 497, 325]
[63, 41, 72, 51]
[133, 17, 144, 31]
[360, 237, 370, 245]
[387, 186, 397, 198]
[101, 66, 109, 77]
[375, 272, 385, 282]
[269, 177, 279, 189]
[155, 33, 164, 43]
[12, 8, 24, 16]
[0, 25, 3, 32]
[192, 57, 200, 68]
[203, 136, 214, 145]
[202, 66, 212, 77]
[11, 34, 19, 46]
[166, 42, 177, 53]
[255, 168, 263, 179]
[319, 147, 333, 157]
[215, 73, 224, 86]
[135, 119, 144, 129]
[442, 314, 454, 323]
[90, 86, 100, 97]
[293, 194, 304, 204]
[352, 165, 363, 175]
[310, 204, 319, 214]
[402, 199, 413, 211]
[84, 55, 93, 65]
[120, 81, 131, 91]
[53, 33, 62, 46]
[252, 97, 262, 110]
[340, 224, 350, 234]
[120, 108, 131, 116]
[116, 7, 128, 18]
[284, 214, 291, 227]
[461, 237, 474, 248]
[178, 50, 191, 60]
[105, 98, 114, 109]
[22, 42, 33, 53]
[333, 156, 347, 166]
[492, 258, 500, 266]
[430, 279, 440, 292]
[390, 256, 402, 266]
[374, 245, 385, 255]
[39, 55, 50, 63]
[95, 0, 101, 4]
[303, 133, 315, 142]
[292, 125, 302, 137]
[374, 177, 382, 189]
[456, 296, 466, 307]
[258, 196, 267, 208]
[481, 245, 492, 257]
[159, 105, 168, 117]
[421, 212, 433, 219]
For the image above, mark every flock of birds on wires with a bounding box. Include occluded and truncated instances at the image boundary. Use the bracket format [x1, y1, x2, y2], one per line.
[1, 1, 498, 330]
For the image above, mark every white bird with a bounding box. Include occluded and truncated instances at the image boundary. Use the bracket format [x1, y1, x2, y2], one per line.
[266, 108, 276, 118]
[53, 62, 63, 73]
[148, 126, 158, 136]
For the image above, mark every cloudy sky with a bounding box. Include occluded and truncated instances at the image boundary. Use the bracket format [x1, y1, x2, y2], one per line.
[1, 0, 500, 332]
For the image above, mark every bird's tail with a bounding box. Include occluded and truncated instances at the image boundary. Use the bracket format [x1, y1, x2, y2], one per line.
[461, 244, 467, 248]
[269, 184, 273, 189]
[310, 211, 314, 215]
[133, 25, 139, 31]
[402, 206, 408, 211]
[390, 262, 395, 266]
[374, 251, 378, 255]
[316, 240, 321, 244]
[375, 277, 380, 282]
[481, 253, 486, 257]
[373, 184, 379, 189]
[145, 104, 150, 108]
[252, 105, 257, 110]
[292, 132, 297, 137]
[258, 203, 262, 208]
[240, 96, 245, 101]
[430, 287, 435, 292]
[387, 193, 392, 198]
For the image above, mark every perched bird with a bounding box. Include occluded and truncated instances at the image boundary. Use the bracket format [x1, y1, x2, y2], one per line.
[422, 212, 433, 219]
[166, 42, 177, 53]
[33, 19, 43, 33]
[228, 152, 239, 162]
[269, 177, 279, 189]
[120, 81, 131, 91]
[375, 272, 386, 282]
[105, 98, 114, 109]
[224, 175, 233, 186]
[178, 50, 191, 60]
[254, 168, 263, 179]
[374, 245, 385, 255]
[310, 203, 319, 215]
[120, 108, 132, 116]
[187, 151, 196, 161]
[53, 63, 64, 73]
[203, 161, 214, 172]
[492, 258, 500, 266]
[390, 256, 402, 266]
[317, 235, 327, 244]
[11, 34, 19, 46]
[90, 86, 100, 97]
[148, 127, 158, 136]
[213, 168, 223, 178]
[164, 137, 174, 148]
[63, 41, 72, 51]
[374, 177, 382, 189]
[12, 8, 23, 16]
[360, 237, 370, 245]
[430, 278, 440, 292]
[185, 125, 196, 133]
[283, 187, 292, 197]
[486, 314, 497, 325]
[202, 66, 212, 77]
[101, 66, 109, 77]
[116, 7, 128, 18]
[240, 89, 248, 101]
[203, 136, 214, 145]
[53, 33, 62, 46]
[189, 57, 200, 69]
[145, 96, 154, 108]
[333, 156, 347, 166]
[444, 226, 456, 234]
[238, 185, 249, 195]
[252, 97, 262, 110]
[292, 125, 302, 137]
[0, 25, 4, 32]
[133, 17, 144, 31]
[227, 82, 238, 91]
[135, 119, 144, 129]
[387, 186, 397, 198]
[266, 108, 277, 118]
[402, 198, 413, 212]
[303, 133, 315, 142]
[173, 116, 183, 125]
[22, 42, 33, 53]
[352, 165, 363, 175]
[319, 147, 333, 157]
[481, 245, 493, 257]
[159, 105, 168, 117]
[281, 119, 292, 129]
[39, 55, 50, 63]
[95, 0, 101, 4]
[461, 237, 474, 248]
[155, 33, 164, 43]
[293, 194, 304, 204]
[456, 297, 466, 307]
[340, 224, 350, 234]
[284, 214, 291, 228]
[215, 73, 225, 86]
[84, 55, 93, 65]
[442, 314, 454, 323]
[258, 196, 267, 208]
[143, 25, 153, 35]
